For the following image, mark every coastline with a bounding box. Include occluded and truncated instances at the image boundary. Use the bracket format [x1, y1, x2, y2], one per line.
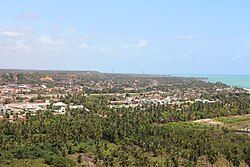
[201, 75, 250, 89]
[244, 88, 250, 93]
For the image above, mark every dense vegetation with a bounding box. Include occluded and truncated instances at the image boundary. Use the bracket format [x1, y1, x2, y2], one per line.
[0, 94, 250, 167]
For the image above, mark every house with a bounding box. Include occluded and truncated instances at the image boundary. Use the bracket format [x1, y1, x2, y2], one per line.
[41, 85, 47, 89]
[0, 104, 11, 114]
[195, 99, 216, 103]
[69, 104, 84, 110]
[53, 102, 67, 107]
[52, 102, 67, 113]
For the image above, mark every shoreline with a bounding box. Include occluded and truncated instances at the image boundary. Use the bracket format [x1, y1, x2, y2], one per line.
[244, 88, 250, 93]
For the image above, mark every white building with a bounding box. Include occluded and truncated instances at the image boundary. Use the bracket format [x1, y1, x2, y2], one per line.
[52, 102, 67, 113]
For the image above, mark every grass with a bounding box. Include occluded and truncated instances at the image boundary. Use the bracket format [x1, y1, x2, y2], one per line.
[191, 114, 250, 131]
[165, 121, 215, 130]
[214, 114, 250, 124]
[213, 114, 250, 130]
[0, 159, 48, 167]
[224, 120, 250, 130]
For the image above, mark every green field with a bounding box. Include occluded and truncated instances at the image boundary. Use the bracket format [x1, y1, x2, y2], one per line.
[214, 115, 250, 130]
[0, 159, 48, 167]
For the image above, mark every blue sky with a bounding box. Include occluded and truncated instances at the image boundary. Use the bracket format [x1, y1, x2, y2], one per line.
[0, 0, 250, 75]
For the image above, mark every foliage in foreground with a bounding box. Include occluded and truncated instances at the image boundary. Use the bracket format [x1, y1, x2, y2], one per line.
[0, 94, 250, 166]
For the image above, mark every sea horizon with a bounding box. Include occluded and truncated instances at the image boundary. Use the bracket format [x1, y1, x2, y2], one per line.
[1, 68, 250, 88]
[171, 73, 250, 89]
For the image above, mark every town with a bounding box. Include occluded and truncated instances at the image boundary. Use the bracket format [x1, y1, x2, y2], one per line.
[0, 70, 246, 122]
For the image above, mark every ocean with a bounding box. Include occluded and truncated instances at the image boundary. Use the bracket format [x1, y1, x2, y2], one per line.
[206, 75, 250, 88]
[173, 74, 250, 88]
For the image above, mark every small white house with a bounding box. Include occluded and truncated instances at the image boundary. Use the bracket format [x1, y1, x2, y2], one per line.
[69, 104, 84, 110]
[41, 85, 47, 89]
[52, 102, 67, 113]
[53, 102, 67, 107]
[0, 104, 11, 115]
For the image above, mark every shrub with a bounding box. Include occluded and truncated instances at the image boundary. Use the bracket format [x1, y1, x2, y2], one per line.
[11, 146, 47, 159]
[45, 155, 76, 167]
[0, 151, 14, 164]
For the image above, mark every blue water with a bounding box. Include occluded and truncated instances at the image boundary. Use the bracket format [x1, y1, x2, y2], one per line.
[206, 75, 250, 88]
[172, 74, 250, 88]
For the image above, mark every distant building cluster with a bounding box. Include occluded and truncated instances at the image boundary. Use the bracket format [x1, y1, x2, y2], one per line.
[0, 71, 246, 122]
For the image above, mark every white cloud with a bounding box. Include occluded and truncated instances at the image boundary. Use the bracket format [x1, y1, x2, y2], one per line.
[38, 35, 54, 44]
[232, 54, 242, 60]
[122, 44, 130, 49]
[122, 39, 149, 49]
[97, 46, 107, 52]
[0, 37, 30, 55]
[78, 42, 89, 49]
[0, 31, 23, 37]
[68, 27, 76, 34]
[38, 35, 64, 45]
[134, 39, 149, 48]
[19, 25, 35, 33]
[15, 40, 29, 50]
[0, 25, 35, 38]
[49, 23, 63, 31]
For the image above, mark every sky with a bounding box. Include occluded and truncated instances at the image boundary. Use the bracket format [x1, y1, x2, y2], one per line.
[0, 0, 250, 75]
